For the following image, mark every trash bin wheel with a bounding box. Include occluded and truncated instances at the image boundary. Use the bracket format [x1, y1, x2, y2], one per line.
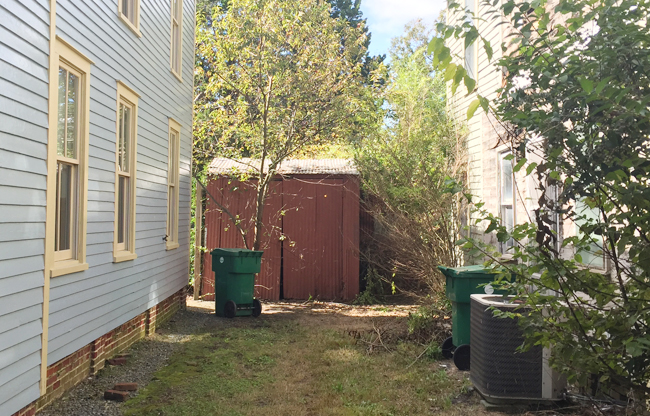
[252, 299, 262, 318]
[224, 300, 237, 319]
[453, 344, 470, 371]
[441, 336, 455, 359]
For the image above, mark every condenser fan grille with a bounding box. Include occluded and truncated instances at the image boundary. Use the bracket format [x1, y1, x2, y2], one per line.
[470, 297, 543, 398]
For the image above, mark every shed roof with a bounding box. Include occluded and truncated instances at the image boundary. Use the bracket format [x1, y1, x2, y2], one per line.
[209, 158, 358, 176]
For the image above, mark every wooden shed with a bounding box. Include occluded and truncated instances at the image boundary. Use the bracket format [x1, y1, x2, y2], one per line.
[200, 159, 360, 301]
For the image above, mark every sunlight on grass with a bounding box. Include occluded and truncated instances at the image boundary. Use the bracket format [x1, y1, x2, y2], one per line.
[124, 317, 470, 416]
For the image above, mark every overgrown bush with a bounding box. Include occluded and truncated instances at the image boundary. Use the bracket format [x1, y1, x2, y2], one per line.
[355, 21, 466, 297]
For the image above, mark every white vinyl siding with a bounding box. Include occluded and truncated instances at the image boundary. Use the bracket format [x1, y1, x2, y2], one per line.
[0, 1, 50, 414]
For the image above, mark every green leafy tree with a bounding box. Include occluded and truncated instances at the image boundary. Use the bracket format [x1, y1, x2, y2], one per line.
[355, 21, 466, 295]
[194, 0, 382, 250]
[329, 0, 387, 84]
[434, 0, 650, 402]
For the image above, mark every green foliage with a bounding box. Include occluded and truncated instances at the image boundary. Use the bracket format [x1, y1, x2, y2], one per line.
[437, 0, 650, 403]
[407, 298, 452, 346]
[328, 0, 387, 85]
[356, 21, 466, 295]
[353, 267, 386, 305]
[194, 0, 384, 249]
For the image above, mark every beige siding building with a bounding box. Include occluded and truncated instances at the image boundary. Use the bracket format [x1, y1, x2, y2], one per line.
[447, 0, 535, 251]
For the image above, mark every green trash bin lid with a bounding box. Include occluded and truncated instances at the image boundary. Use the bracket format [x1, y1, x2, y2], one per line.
[210, 248, 263, 258]
[437, 265, 498, 278]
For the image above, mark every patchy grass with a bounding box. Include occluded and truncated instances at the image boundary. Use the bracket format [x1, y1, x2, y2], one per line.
[124, 303, 483, 416]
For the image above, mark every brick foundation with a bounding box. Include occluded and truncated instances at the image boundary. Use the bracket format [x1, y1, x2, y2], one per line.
[11, 289, 186, 416]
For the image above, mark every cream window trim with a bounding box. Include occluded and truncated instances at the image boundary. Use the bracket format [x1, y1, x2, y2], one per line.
[118, 0, 142, 37]
[113, 81, 139, 262]
[166, 118, 181, 250]
[170, 0, 183, 80]
[46, 36, 92, 278]
[51, 261, 89, 278]
[114, 251, 138, 263]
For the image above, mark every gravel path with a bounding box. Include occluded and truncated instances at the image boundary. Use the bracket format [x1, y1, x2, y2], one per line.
[38, 300, 214, 416]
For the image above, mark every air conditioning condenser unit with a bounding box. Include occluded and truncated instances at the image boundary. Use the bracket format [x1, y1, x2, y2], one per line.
[470, 294, 566, 404]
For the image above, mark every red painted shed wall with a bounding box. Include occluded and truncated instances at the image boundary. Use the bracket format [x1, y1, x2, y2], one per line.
[202, 175, 359, 301]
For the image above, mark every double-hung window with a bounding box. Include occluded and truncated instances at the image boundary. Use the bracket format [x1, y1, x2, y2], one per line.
[49, 38, 91, 277]
[166, 119, 181, 250]
[499, 151, 516, 252]
[170, 0, 183, 79]
[118, 0, 141, 37]
[113, 82, 139, 262]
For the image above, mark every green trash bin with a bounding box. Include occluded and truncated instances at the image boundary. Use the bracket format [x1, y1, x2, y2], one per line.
[211, 248, 264, 318]
[437, 265, 510, 370]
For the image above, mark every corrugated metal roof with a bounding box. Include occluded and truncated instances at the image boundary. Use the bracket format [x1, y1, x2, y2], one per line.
[209, 158, 358, 176]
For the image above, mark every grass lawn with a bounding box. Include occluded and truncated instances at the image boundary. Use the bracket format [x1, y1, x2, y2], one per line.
[124, 301, 495, 416]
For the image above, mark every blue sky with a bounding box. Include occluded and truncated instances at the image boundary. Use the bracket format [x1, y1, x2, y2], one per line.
[359, 0, 447, 58]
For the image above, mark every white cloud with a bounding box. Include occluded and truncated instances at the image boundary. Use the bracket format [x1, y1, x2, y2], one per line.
[361, 0, 446, 56]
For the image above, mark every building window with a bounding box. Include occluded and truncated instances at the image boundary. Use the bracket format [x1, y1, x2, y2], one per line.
[166, 119, 181, 250]
[49, 38, 92, 277]
[575, 199, 606, 269]
[499, 151, 515, 252]
[118, 0, 141, 37]
[170, 0, 183, 79]
[113, 82, 139, 262]
[464, 0, 477, 79]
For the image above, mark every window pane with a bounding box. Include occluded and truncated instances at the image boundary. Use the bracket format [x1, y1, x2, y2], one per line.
[170, 132, 177, 183]
[118, 175, 127, 244]
[168, 185, 176, 241]
[122, 0, 130, 19]
[56, 163, 74, 252]
[501, 205, 514, 249]
[465, 0, 475, 14]
[172, 24, 180, 72]
[501, 155, 513, 203]
[66, 71, 79, 159]
[57, 68, 67, 156]
[119, 104, 130, 172]
[576, 199, 604, 268]
[464, 46, 475, 78]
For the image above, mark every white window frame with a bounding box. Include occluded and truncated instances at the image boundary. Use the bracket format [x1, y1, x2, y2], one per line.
[498, 150, 516, 253]
[170, 0, 183, 80]
[166, 119, 181, 250]
[118, 0, 142, 37]
[47, 37, 92, 278]
[113, 81, 140, 262]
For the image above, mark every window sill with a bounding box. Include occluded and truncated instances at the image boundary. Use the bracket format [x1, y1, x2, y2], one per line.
[171, 69, 182, 82]
[113, 251, 138, 263]
[51, 261, 89, 278]
[166, 241, 179, 251]
[119, 13, 142, 38]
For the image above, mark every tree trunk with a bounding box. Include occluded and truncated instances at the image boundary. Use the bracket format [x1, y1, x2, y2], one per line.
[253, 173, 269, 251]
